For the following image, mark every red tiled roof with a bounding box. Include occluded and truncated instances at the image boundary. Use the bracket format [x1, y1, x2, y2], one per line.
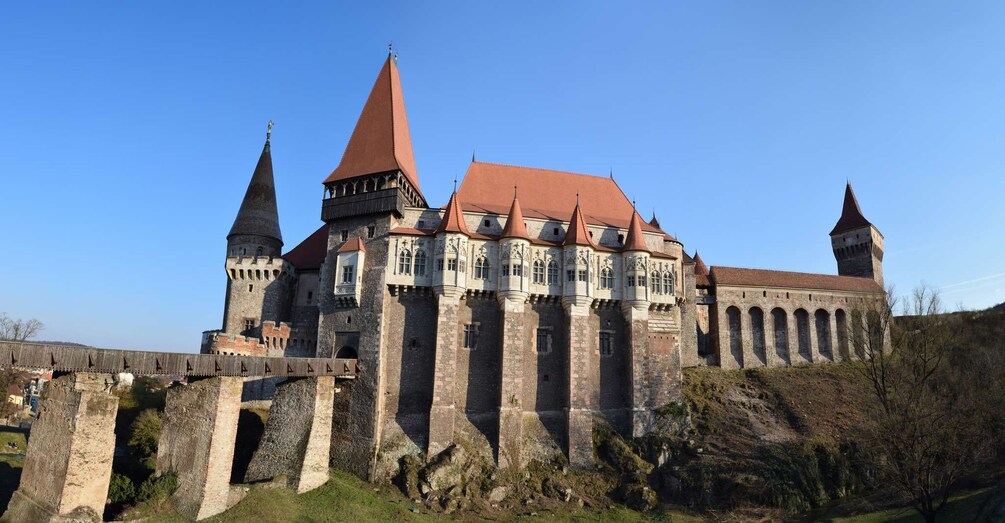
[437, 192, 471, 235]
[623, 211, 648, 252]
[457, 161, 662, 233]
[389, 227, 434, 236]
[710, 266, 883, 293]
[500, 195, 529, 240]
[323, 56, 422, 199]
[283, 224, 328, 270]
[830, 183, 873, 235]
[337, 236, 366, 253]
[693, 251, 709, 276]
[563, 203, 596, 247]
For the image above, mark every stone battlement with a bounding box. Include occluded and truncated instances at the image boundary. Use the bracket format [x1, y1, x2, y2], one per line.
[225, 256, 296, 283]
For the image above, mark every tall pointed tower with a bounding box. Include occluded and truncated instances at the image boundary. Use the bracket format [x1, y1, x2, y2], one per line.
[830, 183, 883, 286]
[321, 53, 426, 221]
[317, 53, 426, 478]
[228, 123, 283, 258]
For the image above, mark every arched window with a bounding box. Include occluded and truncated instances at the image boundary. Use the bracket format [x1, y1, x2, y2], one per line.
[650, 271, 661, 294]
[398, 249, 412, 275]
[547, 260, 559, 285]
[532, 260, 545, 284]
[599, 267, 614, 289]
[749, 307, 767, 365]
[256, 246, 263, 256]
[335, 346, 358, 359]
[414, 250, 427, 277]
[727, 306, 742, 366]
[663, 272, 674, 295]
[474, 256, 489, 280]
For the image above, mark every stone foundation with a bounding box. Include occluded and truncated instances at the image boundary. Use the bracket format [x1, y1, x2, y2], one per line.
[2, 373, 118, 523]
[245, 377, 335, 493]
[157, 377, 243, 521]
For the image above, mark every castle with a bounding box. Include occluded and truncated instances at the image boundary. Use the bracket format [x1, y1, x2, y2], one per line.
[202, 54, 886, 478]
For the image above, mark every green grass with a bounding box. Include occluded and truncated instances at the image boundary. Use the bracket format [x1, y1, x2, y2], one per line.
[818, 487, 1002, 522]
[135, 470, 702, 523]
[0, 429, 27, 455]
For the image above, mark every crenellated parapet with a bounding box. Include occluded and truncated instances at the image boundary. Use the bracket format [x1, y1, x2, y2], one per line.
[225, 255, 297, 283]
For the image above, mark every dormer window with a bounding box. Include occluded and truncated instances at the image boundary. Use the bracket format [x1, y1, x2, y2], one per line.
[553, 227, 560, 237]
[340, 230, 349, 241]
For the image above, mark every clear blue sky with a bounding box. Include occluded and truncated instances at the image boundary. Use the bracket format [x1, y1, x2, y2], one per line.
[2, 2, 1003, 351]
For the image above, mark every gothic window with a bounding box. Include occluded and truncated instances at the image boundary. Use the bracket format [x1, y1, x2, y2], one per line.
[414, 250, 427, 277]
[600, 267, 614, 289]
[341, 265, 354, 284]
[650, 271, 661, 294]
[398, 249, 412, 275]
[340, 230, 348, 241]
[627, 275, 636, 287]
[474, 257, 490, 280]
[567, 269, 575, 282]
[532, 260, 545, 284]
[256, 246, 263, 256]
[436, 259, 444, 271]
[599, 331, 613, 356]
[513, 263, 523, 277]
[577, 269, 587, 282]
[638, 274, 647, 287]
[664, 272, 674, 294]
[547, 260, 559, 285]
[447, 258, 458, 271]
[462, 323, 478, 350]
[501, 264, 509, 277]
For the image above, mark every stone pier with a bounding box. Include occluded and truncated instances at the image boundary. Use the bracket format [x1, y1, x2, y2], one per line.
[496, 293, 525, 469]
[563, 297, 594, 469]
[623, 303, 653, 437]
[156, 376, 243, 521]
[245, 376, 335, 493]
[2, 373, 118, 523]
[428, 292, 461, 457]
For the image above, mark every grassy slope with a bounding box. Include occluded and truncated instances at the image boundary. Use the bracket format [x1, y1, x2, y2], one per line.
[138, 470, 704, 523]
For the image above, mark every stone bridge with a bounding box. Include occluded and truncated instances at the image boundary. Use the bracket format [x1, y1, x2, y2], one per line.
[0, 342, 358, 522]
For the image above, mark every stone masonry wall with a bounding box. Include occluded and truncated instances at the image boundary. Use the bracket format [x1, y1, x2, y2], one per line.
[318, 215, 393, 479]
[714, 285, 881, 369]
[157, 377, 243, 521]
[3, 373, 118, 523]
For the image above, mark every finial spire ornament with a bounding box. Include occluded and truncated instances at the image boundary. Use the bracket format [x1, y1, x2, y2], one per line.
[266, 120, 273, 143]
[514, 185, 518, 198]
[632, 198, 637, 209]
[610, 167, 613, 179]
[453, 175, 458, 193]
[388, 42, 393, 56]
[576, 192, 580, 205]
[472, 150, 476, 163]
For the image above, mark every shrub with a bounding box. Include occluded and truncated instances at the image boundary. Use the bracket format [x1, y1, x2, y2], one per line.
[137, 471, 178, 504]
[107, 473, 136, 505]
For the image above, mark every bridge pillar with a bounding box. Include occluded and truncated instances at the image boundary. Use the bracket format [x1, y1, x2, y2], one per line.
[156, 376, 243, 521]
[245, 376, 335, 492]
[2, 373, 118, 523]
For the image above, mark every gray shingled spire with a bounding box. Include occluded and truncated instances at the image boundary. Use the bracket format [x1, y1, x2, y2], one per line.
[228, 128, 283, 246]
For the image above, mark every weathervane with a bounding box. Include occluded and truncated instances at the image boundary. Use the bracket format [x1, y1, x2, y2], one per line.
[267, 120, 273, 142]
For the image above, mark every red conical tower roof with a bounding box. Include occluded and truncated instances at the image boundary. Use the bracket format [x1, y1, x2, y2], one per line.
[437, 191, 470, 235]
[693, 251, 709, 276]
[324, 55, 422, 200]
[500, 192, 529, 240]
[830, 182, 872, 235]
[563, 202, 595, 247]
[623, 210, 649, 252]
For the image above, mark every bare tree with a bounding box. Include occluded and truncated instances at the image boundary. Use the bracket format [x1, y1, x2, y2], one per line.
[0, 313, 44, 342]
[853, 285, 991, 523]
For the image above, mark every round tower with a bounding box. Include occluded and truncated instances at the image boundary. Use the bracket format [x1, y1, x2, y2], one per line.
[228, 122, 283, 258]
